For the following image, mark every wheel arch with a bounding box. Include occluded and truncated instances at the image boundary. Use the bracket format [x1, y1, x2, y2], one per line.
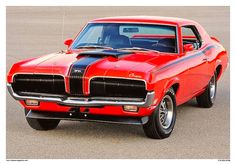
[215, 64, 222, 81]
[163, 77, 180, 93]
[171, 83, 180, 95]
[159, 77, 180, 104]
[152, 77, 180, 107]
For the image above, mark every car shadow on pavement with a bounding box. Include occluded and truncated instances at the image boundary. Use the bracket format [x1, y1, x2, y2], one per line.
[50, 99, 199, 139]
[55, 120, 147, 139]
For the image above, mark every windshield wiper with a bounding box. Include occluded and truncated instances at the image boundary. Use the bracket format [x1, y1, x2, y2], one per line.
[76, 45, 113, 50]
[119, 47, 159, 53]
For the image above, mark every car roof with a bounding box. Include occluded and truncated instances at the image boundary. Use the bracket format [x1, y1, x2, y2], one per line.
[90, 16, 196, 26]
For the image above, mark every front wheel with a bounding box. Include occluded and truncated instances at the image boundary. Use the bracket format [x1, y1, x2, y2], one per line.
[25, 109, 60, 130]
[196, 72, 217, 108]
[143, 88, 177, 139]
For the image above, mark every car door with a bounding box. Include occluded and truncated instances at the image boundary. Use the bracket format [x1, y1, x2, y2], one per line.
[182, 25, 210, 96]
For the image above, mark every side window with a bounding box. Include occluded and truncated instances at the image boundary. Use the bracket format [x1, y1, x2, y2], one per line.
[181, 25, 202, 50]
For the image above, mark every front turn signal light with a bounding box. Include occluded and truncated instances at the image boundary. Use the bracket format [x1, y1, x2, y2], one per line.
[25, 99, 39, 106]
[123, 105, 138, 112]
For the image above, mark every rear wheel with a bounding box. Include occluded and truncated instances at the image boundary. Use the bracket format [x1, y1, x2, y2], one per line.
[196, 72, 217, 108]
[143, 88, 176, 139]
[25, 109, 60, 130]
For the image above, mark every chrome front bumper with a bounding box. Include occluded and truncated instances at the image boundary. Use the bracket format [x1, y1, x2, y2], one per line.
[7, 83, 155, 107]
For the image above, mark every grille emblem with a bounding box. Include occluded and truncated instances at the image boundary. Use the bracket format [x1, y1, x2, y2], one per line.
[73, 69, 82, 73]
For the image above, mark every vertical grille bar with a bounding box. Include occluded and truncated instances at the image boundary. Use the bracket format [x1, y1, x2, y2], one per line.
[69, 56, 101, 95]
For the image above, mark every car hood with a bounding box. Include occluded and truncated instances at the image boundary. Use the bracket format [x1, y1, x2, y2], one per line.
[8, 49, 178, 83]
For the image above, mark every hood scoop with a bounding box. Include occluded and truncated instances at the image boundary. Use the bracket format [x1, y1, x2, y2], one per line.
[77, 49, 133, 58]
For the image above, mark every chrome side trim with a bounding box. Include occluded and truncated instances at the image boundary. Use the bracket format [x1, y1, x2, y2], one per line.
[7, 83, 155, 107]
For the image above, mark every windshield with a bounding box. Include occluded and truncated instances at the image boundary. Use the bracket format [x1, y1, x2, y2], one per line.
[71, 23, 178, 53]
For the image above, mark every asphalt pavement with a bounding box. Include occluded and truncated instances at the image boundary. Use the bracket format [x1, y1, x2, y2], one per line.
[6, 6, 230, 159]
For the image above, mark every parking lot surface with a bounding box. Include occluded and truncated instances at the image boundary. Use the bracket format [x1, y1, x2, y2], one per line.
[6, 7, 230, 159]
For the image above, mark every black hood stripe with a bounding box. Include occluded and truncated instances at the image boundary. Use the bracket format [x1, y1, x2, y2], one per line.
[69, 56, 101, 95]
[69, 50, 133, 95]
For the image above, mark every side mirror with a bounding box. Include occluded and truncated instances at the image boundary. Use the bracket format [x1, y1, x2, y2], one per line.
[64, 38, 73, 48]
[183, 44, 194, 52]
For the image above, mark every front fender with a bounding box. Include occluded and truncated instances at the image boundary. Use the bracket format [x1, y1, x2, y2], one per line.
[151, 77, 180, 107]
[163, 77, 180, 95]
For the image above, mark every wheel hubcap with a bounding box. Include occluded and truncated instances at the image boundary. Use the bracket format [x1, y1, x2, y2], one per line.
[209, 75, 216, 100]
[159, 95, 173, 129]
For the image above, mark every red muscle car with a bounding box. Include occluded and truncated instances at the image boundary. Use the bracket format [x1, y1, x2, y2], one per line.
[7, 16, 228, 139]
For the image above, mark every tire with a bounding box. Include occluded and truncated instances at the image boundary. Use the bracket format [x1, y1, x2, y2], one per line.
[143, 88, 177, 139]
[25, 109, 60, 130]
[196, 72, 217, 108]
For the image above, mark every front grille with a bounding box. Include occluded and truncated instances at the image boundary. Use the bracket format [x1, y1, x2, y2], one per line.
[90, 78, 147, 98]
[12, 74, 66, 95]
[12, 75, 147, 99]
[69, 76, 83, 96]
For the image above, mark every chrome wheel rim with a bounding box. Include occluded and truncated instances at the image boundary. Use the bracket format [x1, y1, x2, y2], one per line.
[159, 95, 173, 129]
[209, 75, 216, 100]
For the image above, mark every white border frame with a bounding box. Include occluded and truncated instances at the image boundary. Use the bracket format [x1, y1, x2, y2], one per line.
[0, 1, 234, 164]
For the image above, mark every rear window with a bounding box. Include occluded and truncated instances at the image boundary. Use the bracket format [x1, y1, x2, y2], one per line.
[120, 25, 176, 37]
